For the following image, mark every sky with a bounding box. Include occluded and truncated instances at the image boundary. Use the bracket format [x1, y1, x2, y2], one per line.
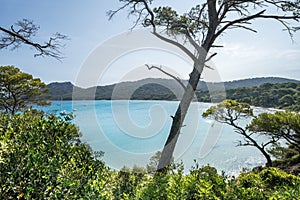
[1, 0, 300, 87]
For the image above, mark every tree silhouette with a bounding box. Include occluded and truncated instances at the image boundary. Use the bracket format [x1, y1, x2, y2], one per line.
[0, 19, 67, 60]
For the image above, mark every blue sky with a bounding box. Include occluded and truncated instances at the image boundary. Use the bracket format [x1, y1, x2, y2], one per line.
[1, 0, 300, 86]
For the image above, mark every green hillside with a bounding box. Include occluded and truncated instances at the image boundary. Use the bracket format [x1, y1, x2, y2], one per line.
[46, 77, 300, 111]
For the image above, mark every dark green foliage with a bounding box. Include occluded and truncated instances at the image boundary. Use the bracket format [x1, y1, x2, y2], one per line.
[184, 164, 228, 199]
[202, 99, 254, 120]
[214, 77, 299, 90]
[113, 164, 300, 200]
[247, 111, 300, 147]
[140, 171, 171, 200]
[131, 84, 177, 100]
[46, 78, 299, 105]
[0, 111, 109, 199]
[237, 168, 300, 199]
[0, 65, 49, 114]
[113, 166, 147, 199]
[248, 111, 300, 174]
[46, 82, 74, 100]
[197, 82, 300, 111]
[1, 111, 299, 199]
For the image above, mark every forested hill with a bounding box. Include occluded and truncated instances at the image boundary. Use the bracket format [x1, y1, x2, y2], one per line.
[196, 82, 300, 111]
[47, 82, 75, 100]
[206, 77, 299, 90]
[47, 77, 299, 100]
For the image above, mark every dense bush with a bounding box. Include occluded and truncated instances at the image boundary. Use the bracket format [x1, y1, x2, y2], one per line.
[1, 111, 299, 199]
[112, 164, 300, 200]
[0, 111, 110, 199]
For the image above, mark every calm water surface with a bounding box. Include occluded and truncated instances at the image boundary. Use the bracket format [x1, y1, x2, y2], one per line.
[42, 100, 267, 175]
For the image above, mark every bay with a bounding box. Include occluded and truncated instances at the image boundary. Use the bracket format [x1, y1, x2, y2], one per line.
[42, 100, 267, 175]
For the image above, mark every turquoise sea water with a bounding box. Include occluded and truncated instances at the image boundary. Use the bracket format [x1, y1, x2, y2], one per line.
[42, 100, 267, 175]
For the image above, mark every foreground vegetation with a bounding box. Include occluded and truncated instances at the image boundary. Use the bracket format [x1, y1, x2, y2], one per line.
[1, 66, 299, 199]
[1, 111, 300, 199]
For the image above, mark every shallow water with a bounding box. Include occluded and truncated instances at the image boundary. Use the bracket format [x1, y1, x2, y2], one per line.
[41, 100, 267, 175]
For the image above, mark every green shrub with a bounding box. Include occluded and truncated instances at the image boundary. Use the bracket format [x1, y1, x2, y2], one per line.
[0, 111, 109, 199]
[1, 112, 299, 199]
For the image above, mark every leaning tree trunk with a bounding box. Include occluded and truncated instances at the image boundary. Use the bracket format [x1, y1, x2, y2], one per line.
[157, 0, 218, 172]
[157, 47, 211, 171]
[157, 66, 203, 171]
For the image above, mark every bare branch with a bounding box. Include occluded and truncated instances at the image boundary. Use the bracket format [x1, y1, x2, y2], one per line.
[259, 14, 300, 40]
[151, 31, 200, 65]
[228, 24, 258, 33]
[0, 19, 68, 60]
[169, 23, 202, 51]
[204, 64, 214, 70]
[262, 136, 280, 148]
[211, 44, 224, 48]
[145, 64, 186, 90]
[203, 52, 217, 70]
[236, 140, 255, 147]
[107, 2, 131, 20]
[216, 0, 300, 39]
[205, 52, 217, 62]
[216, 9, 267, 38]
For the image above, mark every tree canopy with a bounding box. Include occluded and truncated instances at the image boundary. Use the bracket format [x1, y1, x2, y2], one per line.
[202, 99, 253, 123]
[203, 100, 276, 167]
[248, 111, 300, 153]
[0, 65, 49, 114]
[203, 99, 300, 171]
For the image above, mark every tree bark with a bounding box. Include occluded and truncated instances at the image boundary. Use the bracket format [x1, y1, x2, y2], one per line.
[157, 65, 203, 171]
[157, 0, 218, 172]
[156, 50, 215, 172]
